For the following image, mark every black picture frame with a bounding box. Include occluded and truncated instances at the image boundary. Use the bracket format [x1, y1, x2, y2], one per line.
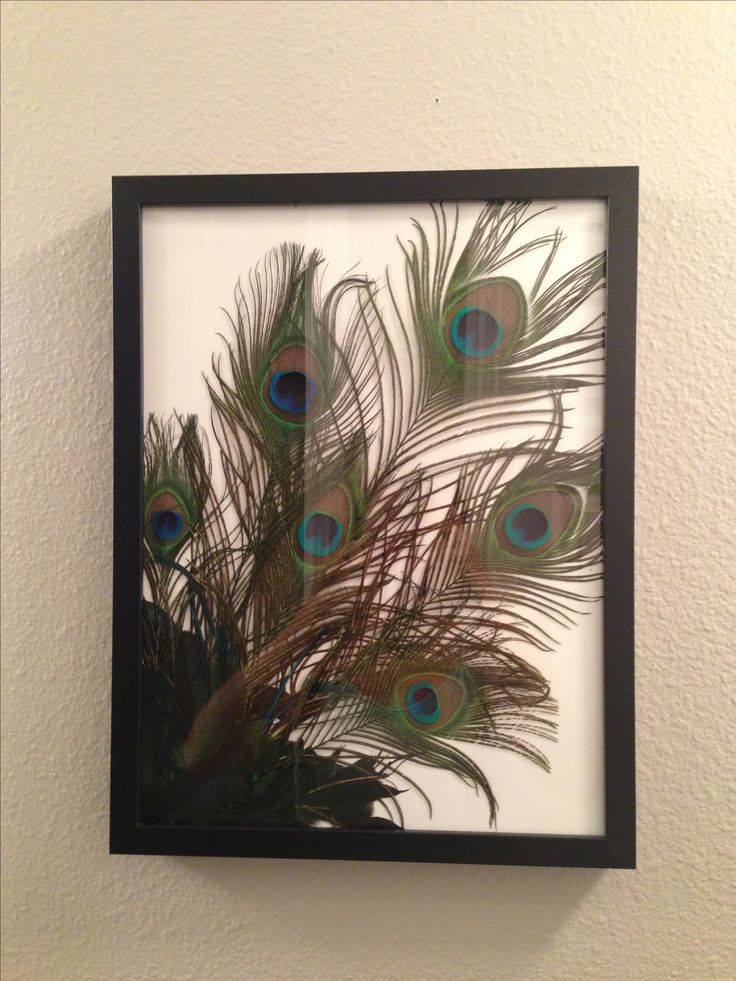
[111, 167, 637, 868]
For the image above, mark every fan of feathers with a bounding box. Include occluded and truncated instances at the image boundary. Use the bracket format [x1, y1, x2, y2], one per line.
[140, 201, 605, 830]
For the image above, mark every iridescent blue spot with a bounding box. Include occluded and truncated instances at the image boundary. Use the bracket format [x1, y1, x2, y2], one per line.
[298, 511, 343, 557]
[504, 503, 551, 550]
[151, 509, 184, 541]
[269, 370, 318, 415]
[406, 682, 440, 725]
[450, 306, 503, 358]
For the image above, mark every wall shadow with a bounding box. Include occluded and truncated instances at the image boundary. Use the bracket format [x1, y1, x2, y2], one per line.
[178, 854, 602, 978]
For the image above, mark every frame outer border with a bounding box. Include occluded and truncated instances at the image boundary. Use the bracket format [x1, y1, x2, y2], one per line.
[110, 167, 637, 868]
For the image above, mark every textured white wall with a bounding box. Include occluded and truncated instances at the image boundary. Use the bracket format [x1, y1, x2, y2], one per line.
[1, 1, 734, 978]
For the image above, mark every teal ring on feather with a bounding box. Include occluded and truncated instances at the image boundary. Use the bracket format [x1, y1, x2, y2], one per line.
[269, 370, 318, 416]
[295, 485, 353, 568]
[263, 343, 323, 424]
[298, 510, 344, 559]
[443, 278, 525, 367]
[495, 488, 581, 558]
[151, 508, 185, 543]
[406, 681, 441, 725]
[503, 503, 552, 551]
[398, 672, 467, 731]
[144, 487, 195, 556]
[450, 306, 504, 358]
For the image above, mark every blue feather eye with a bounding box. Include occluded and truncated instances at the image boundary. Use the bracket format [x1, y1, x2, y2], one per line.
[145, 489, 192, 554]
[406, 682, 441, 725]
[399, 673, 466, 731]
[496, 489, 579, 557]
[298, 511, 344, 558]
[264, 344, 322, 423]
[450, 307, 504, 358]
[151, 509, 185, 542]
[503, 504, 551, 551]
[444, 278, 525, 366]
[295, 485, 353, 567]
[269, 371, 318, 415]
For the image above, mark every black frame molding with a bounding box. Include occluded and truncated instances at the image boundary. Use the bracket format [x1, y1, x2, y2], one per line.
[111, 167, 637, 867]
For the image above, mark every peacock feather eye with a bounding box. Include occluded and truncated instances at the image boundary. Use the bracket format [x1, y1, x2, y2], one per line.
[299, 512, 343, 557]
[399, 673, 467, 731]
[151, 508, 184, 541]
[450, 307, 504, 358]
[145, 490, 191, 554]
[496, 489, 579, 557]
[406, 682, 441, 724]
[444, 278, 526, 366]
[263, 344, 322, 423]
[295, 485, 352, 567]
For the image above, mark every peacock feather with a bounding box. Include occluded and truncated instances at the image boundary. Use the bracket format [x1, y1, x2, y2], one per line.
[139, 201, 604, 830]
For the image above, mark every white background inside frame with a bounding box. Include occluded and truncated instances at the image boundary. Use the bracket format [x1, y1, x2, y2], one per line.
[142, 199, 607, 836]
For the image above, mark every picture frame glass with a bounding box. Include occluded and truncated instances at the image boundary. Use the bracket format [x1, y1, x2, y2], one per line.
[138, 196, 608, 838]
